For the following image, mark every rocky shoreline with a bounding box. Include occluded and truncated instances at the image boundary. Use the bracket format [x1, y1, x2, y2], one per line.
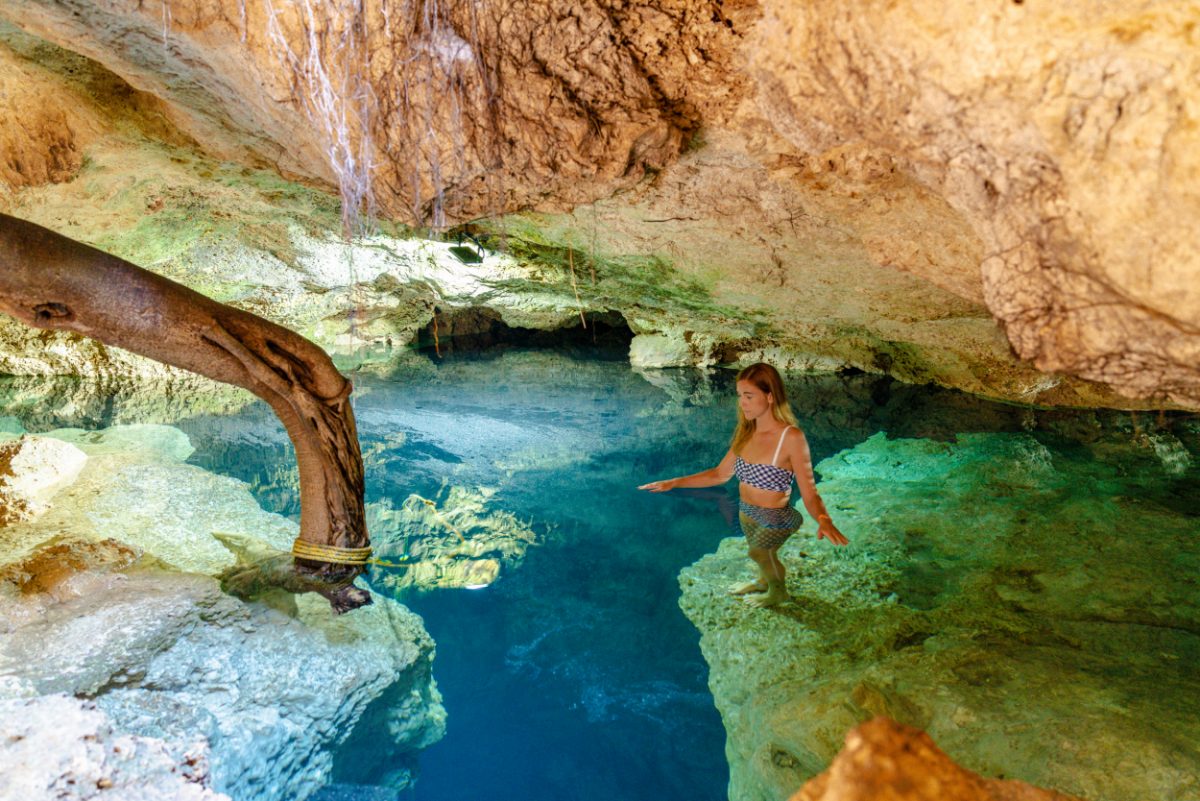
[0, 423, 446, 800]
[679, 430, 1200, 801]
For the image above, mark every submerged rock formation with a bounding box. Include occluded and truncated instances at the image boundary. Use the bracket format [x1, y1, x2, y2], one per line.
[0, 423, 446, 800]
[680, 427, 1200, 801]
[0, 2, 1196, 407]
[367, 486, 543, 592]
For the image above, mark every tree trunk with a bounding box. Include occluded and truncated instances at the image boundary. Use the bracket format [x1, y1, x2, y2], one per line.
[0, 213, 371, 612]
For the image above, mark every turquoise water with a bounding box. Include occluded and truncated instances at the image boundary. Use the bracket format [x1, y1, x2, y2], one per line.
[3, 348, 1198, 800]
[188, 350, 740, 800]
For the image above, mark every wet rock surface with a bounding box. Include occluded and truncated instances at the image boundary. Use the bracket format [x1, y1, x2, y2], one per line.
[0, 694, 229, 801]
[0, 433, 86, 525]
[0, 424, 446, 801]
[367, 485, 543, 592]
[680, 427, 1200, 801]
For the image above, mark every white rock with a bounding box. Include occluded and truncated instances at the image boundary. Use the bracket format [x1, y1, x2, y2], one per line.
[629, 331, 692, 368]
[0, 422, 446, 801]
[0, 694, 229, 801]
[0, 435, 87, 525]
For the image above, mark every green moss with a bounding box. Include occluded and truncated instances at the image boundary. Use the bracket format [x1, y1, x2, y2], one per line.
[474, 216, 767, 329]
[682, 127, 707, 153]
[79, 141, 343, 271]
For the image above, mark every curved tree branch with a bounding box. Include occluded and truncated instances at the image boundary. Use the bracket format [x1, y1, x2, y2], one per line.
[0, 213, 371, 612]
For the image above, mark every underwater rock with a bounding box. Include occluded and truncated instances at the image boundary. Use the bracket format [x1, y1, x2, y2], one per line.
[366, 487, 542, 592]
[0, 424, 294, 575]
[633, 366, 721, 410]
[0, 423, 446, 801]
[0, 374, 255, 432]
[0, 694, 228, 801]
[0, 434, 86, 525]
[789, 717, 1083, 801]
[680, 430, 1200, 801]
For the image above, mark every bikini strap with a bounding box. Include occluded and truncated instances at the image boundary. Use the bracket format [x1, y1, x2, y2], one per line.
[770, 426, 792, 466]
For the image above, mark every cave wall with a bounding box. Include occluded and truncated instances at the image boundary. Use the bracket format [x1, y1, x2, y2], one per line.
[0, 0, 1197, 408]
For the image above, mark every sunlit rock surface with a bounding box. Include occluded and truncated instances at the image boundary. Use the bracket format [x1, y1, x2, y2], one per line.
[0, 424, 446, 801]
[0, 433, 85, 525]
[743, 1, 1200, 408]
[0, 694, 229, 801]
[0, 5, 1196, 407]
[680, 427, 1200, 801]
[789, 717, 1082, 801]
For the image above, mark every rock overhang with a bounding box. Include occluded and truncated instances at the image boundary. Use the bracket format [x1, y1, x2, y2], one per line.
[0, 1, 1196, 409]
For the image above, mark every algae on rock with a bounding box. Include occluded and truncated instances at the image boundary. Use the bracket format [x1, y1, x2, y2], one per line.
[680, 429, 1200, 801]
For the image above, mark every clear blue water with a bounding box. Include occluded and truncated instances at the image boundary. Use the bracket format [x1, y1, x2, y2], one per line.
[186, 349, 745, 801]
[4, 347, 1198, 800]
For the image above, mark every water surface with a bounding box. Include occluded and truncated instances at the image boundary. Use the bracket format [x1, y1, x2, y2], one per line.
[3, 349, 1197, 800]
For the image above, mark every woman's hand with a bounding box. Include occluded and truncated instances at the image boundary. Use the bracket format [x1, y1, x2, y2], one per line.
[638, 478, 677, 492]
[816, 514, 849, 546]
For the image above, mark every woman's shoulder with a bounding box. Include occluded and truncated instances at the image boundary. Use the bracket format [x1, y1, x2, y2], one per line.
[782, 424, 808, 447]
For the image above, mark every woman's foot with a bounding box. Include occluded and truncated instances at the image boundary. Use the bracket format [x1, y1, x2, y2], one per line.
[729, 581, 767, 596]
[745, 582, 789, 608]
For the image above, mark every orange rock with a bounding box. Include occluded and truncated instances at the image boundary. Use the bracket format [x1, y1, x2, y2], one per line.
[790, 718, 1086, 801]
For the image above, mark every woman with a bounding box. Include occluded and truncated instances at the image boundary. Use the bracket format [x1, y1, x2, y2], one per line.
[639, 362, 848, 607]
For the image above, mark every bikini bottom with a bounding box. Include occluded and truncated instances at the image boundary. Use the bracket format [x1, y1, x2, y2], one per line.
[737, 500, 803, 551]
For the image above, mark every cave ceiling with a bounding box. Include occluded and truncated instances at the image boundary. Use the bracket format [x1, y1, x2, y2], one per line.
[0, 0, 1197, 409]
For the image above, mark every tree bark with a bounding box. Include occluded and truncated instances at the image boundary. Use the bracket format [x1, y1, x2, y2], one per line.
[0, 213, 371, 611]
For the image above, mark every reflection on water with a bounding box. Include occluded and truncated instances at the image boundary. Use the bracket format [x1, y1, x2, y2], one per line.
[2, 348, 1198, 801]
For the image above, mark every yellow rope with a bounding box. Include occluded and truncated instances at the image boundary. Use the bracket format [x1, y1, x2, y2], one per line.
[291, 539, 413, 569]
[291, 492, 466, 569]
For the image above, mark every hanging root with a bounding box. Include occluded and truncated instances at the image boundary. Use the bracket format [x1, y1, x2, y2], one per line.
[1, 213, 371, 613]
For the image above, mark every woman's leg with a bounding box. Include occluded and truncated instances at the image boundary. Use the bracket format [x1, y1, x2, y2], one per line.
[746, 546, 789, 607]
[730, 550, 769, 596]
[730, 513, 768, 595]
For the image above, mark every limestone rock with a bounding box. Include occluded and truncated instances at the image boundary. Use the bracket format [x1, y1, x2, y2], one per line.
[0, 424, 295, 576]
[680, 429, 1200, 801]
[0, 423, 447, 800]
[367, 486, 542, 592]
[629, 332, 693, 369]
[790, 717, 1083, 801]
[0, 694, 228, 801]
[1, 1, 1198, 408]
[0, 434, 86, 525]
[0, 29, 92, 192]
[742, 1, 1200, 407]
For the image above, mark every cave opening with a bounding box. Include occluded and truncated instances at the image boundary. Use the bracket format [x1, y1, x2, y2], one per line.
[414, 306, 634, 359]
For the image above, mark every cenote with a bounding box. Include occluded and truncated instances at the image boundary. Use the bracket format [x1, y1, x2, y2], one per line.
[3, 345, 1198, 801]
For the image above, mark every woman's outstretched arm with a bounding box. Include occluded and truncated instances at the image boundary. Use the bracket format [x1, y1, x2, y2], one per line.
[786, 429, 849, 546]
[639, 448, 736, 492]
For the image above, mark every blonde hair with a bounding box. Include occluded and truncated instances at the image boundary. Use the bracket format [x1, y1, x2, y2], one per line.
[730, 362, 799, 454]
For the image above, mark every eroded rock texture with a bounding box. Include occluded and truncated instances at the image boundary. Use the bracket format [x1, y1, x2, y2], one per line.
[0, 1, 1196, 406]
[0, 423, 446, 800]
[0, 0, 746, 223]
[678, 427, 1200, 801]
[745, 1, 1200, 408]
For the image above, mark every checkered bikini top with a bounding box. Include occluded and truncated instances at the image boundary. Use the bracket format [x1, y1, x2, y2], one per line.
[734, 426, 794, 493]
